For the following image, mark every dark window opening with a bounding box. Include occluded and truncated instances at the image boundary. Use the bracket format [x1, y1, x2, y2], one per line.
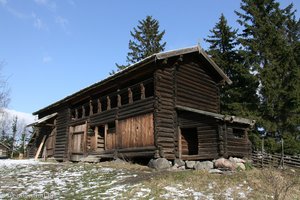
[101, 98, 107, 111]
[181, 128, 198, 155]
[71, 109, 76, 119]
[77, 107, 83, 118]
[145, 81, 154, 98]
[110, 95, 118, 109]
[132, 86, 141, 102]
[120, 92, 129, 105]
[84, 104, 90, 117]
[233, 128, 245, 139]
[107, 121, 116, 134]
[92, 101, 98, 114]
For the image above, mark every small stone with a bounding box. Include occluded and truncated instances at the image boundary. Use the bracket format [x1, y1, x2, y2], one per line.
[209, 169, 223, 174]
[174, 159, 185, 167]
[186, 161, 196, 169]
[194, 161, 214, 171]
[236, 163, 246, 171]
[178, 166, 186, 170]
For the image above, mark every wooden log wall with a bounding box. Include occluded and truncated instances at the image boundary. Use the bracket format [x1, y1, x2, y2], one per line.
[89, 109, 117, 126]
[178, 111, 219, 160]
[154, 67, 176, 159]
[118, 97, 154, 120]
[226, 126, 252, 158]
[54, 108, 69, 161]
[176, 57, 220, 113]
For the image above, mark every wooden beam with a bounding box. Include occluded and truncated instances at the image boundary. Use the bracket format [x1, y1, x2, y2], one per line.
[107, 96, 111, 110]
[82, 105, 85, 117]
[140, 83, 145, 100]
[89, 100, 93, 116]
[128, 88, 133, 104]
[104, 124, 108, 150]
[97, 99, 102, 113]
[178, 126, 182, 160]
[75, 108, 78, 119]
[117, 94, 121, 107]
[34, 135, 46, 160]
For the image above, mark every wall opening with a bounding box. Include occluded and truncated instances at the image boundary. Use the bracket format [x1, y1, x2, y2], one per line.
[181, 127, 198, 155]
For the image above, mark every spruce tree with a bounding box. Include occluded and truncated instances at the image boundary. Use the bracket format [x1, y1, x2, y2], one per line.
[114, 16, 166, 72]
[205, 14, 259, 117]
[236, 0, 300, 137]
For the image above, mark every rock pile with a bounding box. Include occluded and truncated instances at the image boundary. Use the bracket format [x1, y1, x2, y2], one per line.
[148, 157, 248, 173]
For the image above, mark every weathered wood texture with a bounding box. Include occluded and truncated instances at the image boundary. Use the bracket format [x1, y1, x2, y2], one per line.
[154, 67, 176, 159]
[226, 126, 251, 158]
[106, 124, 116, 150]
[70, 124, 86, 154]
[176, 57, 220, 113]
[0, 143, 9, 157]
[54, 109, 69, 161]
[118, 97, 154, 120]
[252, 151, 300, 169]
[44, 127, 56, 158]
[117, 113, 154, 148]
[89, 109, 117, 126]
[178, 111, 219, 160]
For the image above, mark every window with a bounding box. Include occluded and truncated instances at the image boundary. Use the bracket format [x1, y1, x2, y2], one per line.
[233, 128, 245, 139]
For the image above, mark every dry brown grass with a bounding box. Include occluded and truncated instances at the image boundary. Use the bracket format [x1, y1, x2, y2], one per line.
[120, 166, 300, 199]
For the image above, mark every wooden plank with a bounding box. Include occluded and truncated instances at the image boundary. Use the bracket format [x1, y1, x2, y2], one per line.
[35, 135, 46, 160]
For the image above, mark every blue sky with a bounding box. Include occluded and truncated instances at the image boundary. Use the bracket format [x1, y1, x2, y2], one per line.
[0, 0, 299, 115]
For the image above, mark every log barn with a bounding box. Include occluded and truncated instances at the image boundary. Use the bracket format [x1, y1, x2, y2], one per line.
[27, 45, 255, 162]
[0, 142, 10, 159]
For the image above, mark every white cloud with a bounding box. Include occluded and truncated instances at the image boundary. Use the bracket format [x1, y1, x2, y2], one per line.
[2, 108, 36, 125]
[42, 55, 52, 63]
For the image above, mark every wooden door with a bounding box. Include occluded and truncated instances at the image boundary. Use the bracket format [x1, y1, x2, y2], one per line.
[45, 127, 56, 157]
[69, 123, 87, 160]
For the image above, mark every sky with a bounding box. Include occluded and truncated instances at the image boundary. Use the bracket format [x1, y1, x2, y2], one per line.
[0, 0, 299, 119]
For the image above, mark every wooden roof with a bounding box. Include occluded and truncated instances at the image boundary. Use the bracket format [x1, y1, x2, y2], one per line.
[176, 105, 255, 127]
[27, 112, 57, 127]
[33, 45, 231, 115]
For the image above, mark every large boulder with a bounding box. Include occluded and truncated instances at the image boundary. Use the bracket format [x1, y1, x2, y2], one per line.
[148, 158, 171, 170]
[194, 161, 214, 171]
[214, 158, 236, 171]
[185, 161, 196, 169]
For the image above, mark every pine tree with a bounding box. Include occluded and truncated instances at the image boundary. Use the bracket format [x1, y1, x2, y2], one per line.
[114, 16, 166, 73]
[235, 0, 300, 137]
[10, 116, 17, 158]
[205, 14, 259, 117]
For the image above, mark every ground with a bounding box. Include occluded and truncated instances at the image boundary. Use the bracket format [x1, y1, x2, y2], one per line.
[0, 159, 299, 199]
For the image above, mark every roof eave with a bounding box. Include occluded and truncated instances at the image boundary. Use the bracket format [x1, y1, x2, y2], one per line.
[33, 55, 156, 115]
[197, 45, 232, 85]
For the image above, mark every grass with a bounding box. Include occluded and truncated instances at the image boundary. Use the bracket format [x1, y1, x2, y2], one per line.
[0, 160, 300, 199]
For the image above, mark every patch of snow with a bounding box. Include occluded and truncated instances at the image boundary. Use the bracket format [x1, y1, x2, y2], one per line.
[224, 188, 233, 200]
[238, 191, 247, 198]
[0, 159, 40, 167]
[134, 188, 151, 198]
